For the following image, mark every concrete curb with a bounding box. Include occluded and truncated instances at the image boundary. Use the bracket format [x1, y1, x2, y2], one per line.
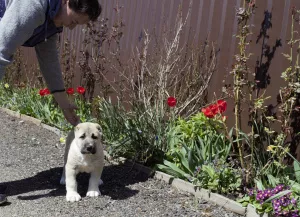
[40, 123, 61, 136]
[0, 108, 20, 118]
[20, 114, 42, 126]
[1, 107, 272, 216]
[246, 204, 270, 217]
[0, 108, 61, 136]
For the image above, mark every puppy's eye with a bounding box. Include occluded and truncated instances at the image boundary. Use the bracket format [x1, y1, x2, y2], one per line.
[79, 134, 86, 139]
[91, 134, 98, 139]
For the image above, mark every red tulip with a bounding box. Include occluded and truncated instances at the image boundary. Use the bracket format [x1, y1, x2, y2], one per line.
[201, 100, 227, 118]
[39, 88, 50, 96]
[44, 88, 50, 95]
[217, 100, 227, 113]
[202, 107, 215, 118]
[67, 87, 74, 95]
[208, 104, 218, 114]
[167, 96, 177, 107]
[39, 89, 45, 96]
[77, 86, 85, 94]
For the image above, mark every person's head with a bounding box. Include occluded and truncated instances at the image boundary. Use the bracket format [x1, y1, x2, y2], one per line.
[54, 0, 102, 29]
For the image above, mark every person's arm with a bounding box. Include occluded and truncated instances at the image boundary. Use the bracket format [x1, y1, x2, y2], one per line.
[0, 0, 79, 126]
[35, 34, 65, 92]
[35, 35, 80, 126]
[0, 0, 47, 78]
[52, 91, 80, 126]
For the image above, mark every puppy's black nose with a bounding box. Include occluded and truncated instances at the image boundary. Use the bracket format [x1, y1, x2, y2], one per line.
[87, 146, 93, 152]
[86, 145, 96, 154]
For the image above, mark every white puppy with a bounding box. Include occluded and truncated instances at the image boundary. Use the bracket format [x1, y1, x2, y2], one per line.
[60, 122, 104, 202]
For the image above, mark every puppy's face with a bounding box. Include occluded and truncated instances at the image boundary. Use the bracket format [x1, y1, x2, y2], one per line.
[74, 123, 102, 155]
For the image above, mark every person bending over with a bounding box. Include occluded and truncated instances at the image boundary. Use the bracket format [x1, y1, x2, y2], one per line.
[0, 0, 102, 205]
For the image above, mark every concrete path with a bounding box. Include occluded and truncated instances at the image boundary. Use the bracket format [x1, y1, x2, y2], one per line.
[0, 110, 241, 217]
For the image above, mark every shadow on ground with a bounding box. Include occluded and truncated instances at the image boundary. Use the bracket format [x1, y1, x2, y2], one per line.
[1, 163, 150, 202]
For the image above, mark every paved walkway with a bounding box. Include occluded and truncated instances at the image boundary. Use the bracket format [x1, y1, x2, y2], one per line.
[0, 110, 241, 217]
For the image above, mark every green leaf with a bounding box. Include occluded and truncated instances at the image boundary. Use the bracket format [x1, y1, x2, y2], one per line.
[253, 201, 262, 210]
[294, 160, 300, 183]
[264, 206, 273, 213]
[177, 148, 192, 174]
[157, 164, 183, 178]
[163, 160, 189, 178]
[289, 180, 300, 193]
[255, 179, 265, 190]
[187, 146, 196, 172]
[202, 165, 215, 179]
[264, 190, 292, 203]
[195, 136, 204, 161]
[241, 201, 249, 207]
[236, 196, 250, 203]
[267, 174, 278, 187]
[228, 127, 234, 138]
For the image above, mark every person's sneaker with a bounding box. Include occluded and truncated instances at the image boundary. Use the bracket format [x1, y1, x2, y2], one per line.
[0, 185, 7, 205]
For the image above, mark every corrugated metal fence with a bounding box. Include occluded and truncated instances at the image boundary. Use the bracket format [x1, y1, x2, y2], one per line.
[21, 0, 300, 104]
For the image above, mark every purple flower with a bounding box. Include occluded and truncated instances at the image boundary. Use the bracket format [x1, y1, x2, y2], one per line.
[247, 188, 254, 196]
[193, 166, 201, 175]
[247, 184, 298, 217]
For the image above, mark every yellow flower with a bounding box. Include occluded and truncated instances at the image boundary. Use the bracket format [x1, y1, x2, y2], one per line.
[4, 83, 9, 89]
[59, 137, 66, 144]
[266, 145, 276, 152]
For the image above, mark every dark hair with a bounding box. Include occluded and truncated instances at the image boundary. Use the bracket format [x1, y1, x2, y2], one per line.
[68, 0, 102, 21]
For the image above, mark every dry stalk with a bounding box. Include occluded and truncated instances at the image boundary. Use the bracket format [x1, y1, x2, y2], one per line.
[103, 1, 217, 118]
[61, 38, 76, 88]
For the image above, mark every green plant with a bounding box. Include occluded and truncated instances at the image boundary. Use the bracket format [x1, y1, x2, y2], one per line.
[95, 97, 168, 165]
[270, 6, 300, 170]
[166, 112, 232, 162]
[88, 2, 218, 167]
[221, 0, 258, 182]
[157, 111, 240, 195]
[93, 97, 127, 143]
[0, 83, 93, 132]
[238, 184, 300, 216]
[157, 151, 242, 194]
[197, 159, 242, 194]
[0, 84, 64, 125]
[238, 146, 300, 215]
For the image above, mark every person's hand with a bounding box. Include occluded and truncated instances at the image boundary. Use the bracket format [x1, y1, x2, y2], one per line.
[61, 102, 80, 126]
[52, 92, 80, 126]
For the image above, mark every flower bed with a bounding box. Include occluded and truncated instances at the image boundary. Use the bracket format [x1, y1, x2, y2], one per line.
[0, 81, 299, 216]
[1, 1, 300, 216]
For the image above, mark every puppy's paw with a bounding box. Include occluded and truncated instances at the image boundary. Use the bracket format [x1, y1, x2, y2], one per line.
[66, 191, 81, 202]
[98, 179, 104, 186]
[86, 189, 101, 197]
[60, 176, 65, 185]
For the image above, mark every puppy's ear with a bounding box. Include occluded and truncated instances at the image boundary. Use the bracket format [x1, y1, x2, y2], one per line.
[74, 124, 81, 132]
[95, 123, 102, 134]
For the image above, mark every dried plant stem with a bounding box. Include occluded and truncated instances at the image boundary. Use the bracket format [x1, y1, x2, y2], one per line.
[232, 0, 254, 175]
[100, 1, 217, 119]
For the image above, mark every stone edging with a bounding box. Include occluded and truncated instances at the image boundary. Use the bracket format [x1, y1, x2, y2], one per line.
[0, 107, 271, 217]
[0, 108, 62, 136]
[246, 204, 270, 217]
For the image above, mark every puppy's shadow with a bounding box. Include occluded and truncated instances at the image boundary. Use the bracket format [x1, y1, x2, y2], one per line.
[2, 163, 149, 201]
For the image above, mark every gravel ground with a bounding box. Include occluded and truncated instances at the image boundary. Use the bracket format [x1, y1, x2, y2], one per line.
[0, 110, 242, 217]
